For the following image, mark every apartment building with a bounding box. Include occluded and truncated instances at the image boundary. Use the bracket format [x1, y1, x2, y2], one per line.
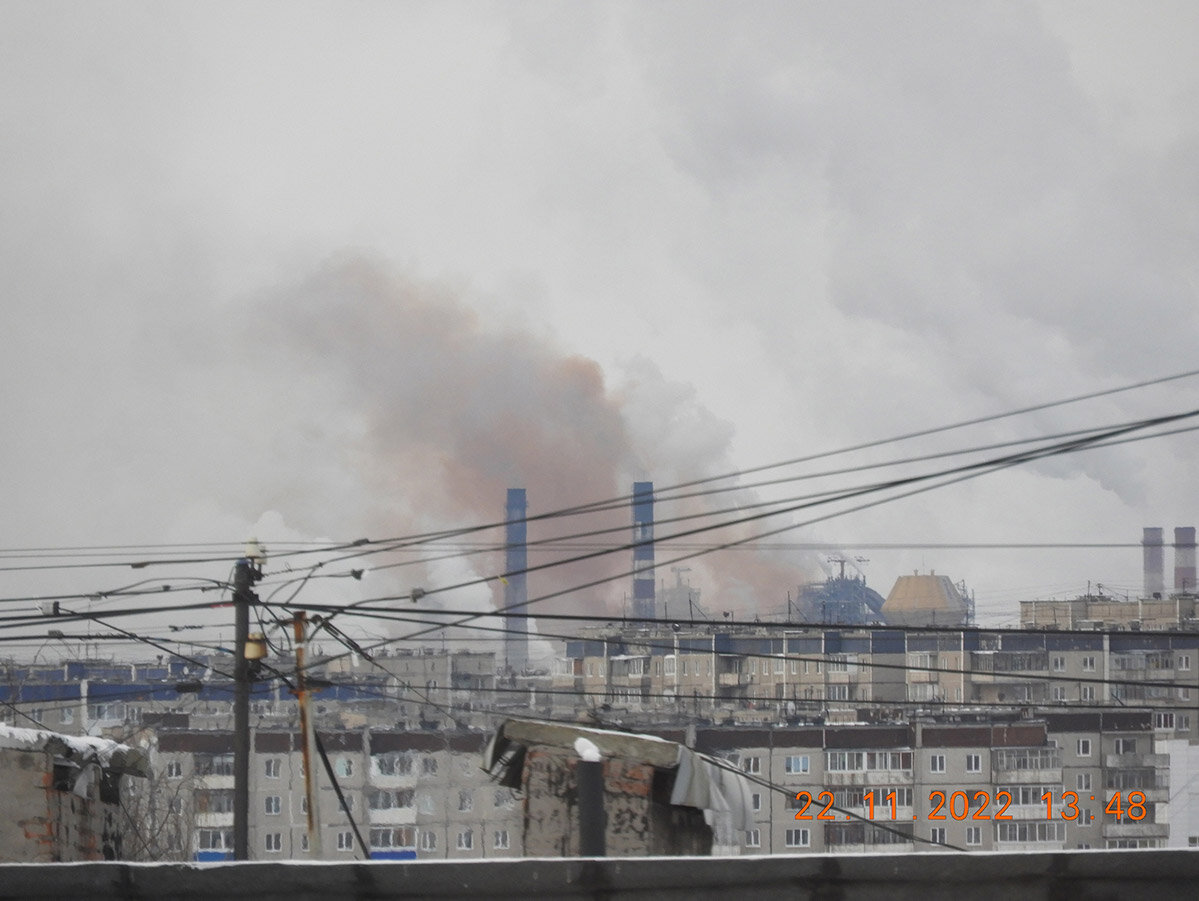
[555, 626, 1199, 743]
[151, 727, 521, 862]
[686, 712, 1167, 854]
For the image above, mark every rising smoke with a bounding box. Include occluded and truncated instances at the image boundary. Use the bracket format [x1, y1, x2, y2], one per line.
[245, 256, 821, 630]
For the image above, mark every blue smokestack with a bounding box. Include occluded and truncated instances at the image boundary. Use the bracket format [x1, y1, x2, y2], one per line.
[632, 481, 655, 620]
[504, 488, 528, 672]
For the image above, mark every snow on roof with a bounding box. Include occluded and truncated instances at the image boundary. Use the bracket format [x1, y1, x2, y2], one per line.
[0, 723, 149, 776]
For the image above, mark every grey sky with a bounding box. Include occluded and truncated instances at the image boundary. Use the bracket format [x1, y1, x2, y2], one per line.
[2, 1, 1197, 646]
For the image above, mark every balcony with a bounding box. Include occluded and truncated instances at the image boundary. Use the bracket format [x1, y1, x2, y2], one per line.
[368, 806, 417, 826]
[864, 841, 914, 853]
[1109, 786, 1168, 805]
[717, 672, 750, 687]
[1102, 821, 1169, 840]
[1104, 753, 1168, 769]
[994, 767, 1062, 785]
[195, 812, 233, 828]
[370, 771, 418, 788]
[822, 770, 912, 787]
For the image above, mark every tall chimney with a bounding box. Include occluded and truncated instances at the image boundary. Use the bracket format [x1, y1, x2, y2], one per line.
[503, 488, 528, 672]
[1143, 527, 1165, 598]
[631, 482, 655, 620]
[1175, 526, 1197, 593]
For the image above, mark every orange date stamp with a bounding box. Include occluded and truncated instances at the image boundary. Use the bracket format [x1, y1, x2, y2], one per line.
[793, 789, 1148, 822]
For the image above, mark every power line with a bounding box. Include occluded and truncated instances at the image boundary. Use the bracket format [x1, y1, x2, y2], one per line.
[297, 408, 1199, 664]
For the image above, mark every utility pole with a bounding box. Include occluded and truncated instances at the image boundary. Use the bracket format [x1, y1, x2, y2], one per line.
[232, 541, 265, 861]
[292, 611, 322, 857]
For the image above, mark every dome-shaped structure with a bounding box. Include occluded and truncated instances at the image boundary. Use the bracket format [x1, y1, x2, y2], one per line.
[882, 572, 970, 627]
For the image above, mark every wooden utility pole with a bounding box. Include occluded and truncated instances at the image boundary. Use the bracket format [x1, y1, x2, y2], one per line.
[293, 611, 322, 857]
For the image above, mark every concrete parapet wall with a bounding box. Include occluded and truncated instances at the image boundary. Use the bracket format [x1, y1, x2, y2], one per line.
[3, 851, 1199, 900]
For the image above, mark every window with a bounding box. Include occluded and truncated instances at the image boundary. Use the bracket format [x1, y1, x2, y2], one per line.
[196, 753, 234, 777]
[1077, 773, 1092, 791]
[1006, 785, 1058, 806]
[996, 822, 1066, 843]
[1154, 712, 1175, 730]
[866, 787, 913, 808]
[493, 829, 510, 850]
[785, 828, 810, 848]
[419, 831, 437, 852]
[1082, 656, 1096, 672]
[1081, 808, 1093, 827]
[457, 830, 473, 850]
[264, 759, 281, 779]
[1077, 739, 1092, 757]
[825, 751, 865, 772]
[1052, 686, 1067, 702]
[196, 790, 234, 814]
[774, 657, 785, 674]
[930, 754, 946, 773]
[966, 826, 981, 846]
[166, 760, 183, 779]
[198, 829, 232, 851]
[1080, 685, 1095, 701]
[370, 827, 416, 850]
[423, 757, 438, 775]
[61, 708, 74, 725]
[866, 751, 912, 771]
[751, 793, 761, 811]
[1052, 656, 1066, 672]
[301, 835, 309, 853]
[1114, 738, 1137, 755]
[930, 827, 946, 845]
[264, 833, 282, 853]
[369, 789, 415, 810]
[458, 790, 473, 812]
[742, 756, 761, 775]
[337, 831, 354, 851]
[664, 657, 676, 676]
[746, 828, 761, 848]
[372, 752, 412, 776]
[784, 755, 810, 774]
[265, 796, 281, 815]
[494, 789, 514, 809]
[336, 757, 353, 778]
[1179, 655, 1191, 672]
[965, 754, 981, 773]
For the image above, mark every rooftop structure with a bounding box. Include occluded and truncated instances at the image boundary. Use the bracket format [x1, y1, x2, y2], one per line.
[881, 573, 971, 627]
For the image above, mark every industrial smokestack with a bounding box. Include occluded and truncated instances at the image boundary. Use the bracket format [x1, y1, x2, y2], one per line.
[503, 488, 528, 672]
[631, 482, 655, 620]
[1143, 527, 1165, 598]
[1175, 526, 1197, 593]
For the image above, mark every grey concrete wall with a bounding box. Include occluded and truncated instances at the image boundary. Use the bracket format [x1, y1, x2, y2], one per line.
[3, 850, 1199, 901]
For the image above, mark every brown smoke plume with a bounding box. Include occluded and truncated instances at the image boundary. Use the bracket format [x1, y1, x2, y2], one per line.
[246, 256, 820, 624]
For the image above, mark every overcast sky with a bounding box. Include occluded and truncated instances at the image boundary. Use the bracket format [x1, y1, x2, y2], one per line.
[2, 1, 1198, 652]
